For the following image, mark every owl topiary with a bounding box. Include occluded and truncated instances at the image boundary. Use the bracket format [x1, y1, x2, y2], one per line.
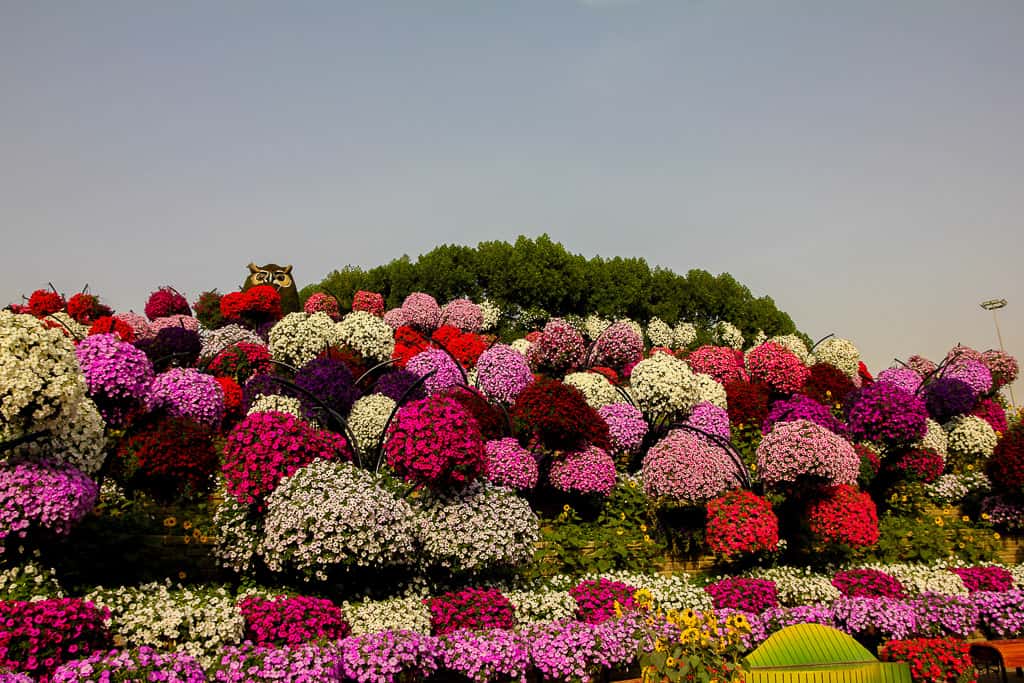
[243, 263, 300, 314]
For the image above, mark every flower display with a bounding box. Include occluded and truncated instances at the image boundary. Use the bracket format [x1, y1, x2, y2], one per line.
[384, 395, 486, 489]
[597, 402, 648, 453]
[807, 484, 879, 548]
[724, 379, 771, 428]
[267, 312, 341, 367]
[802, 362, 858, 406]
[563, 371, 620, 408]
[907, 354, 938, 377]
[475, 344, 533, 405]
[705, 577, 778, 613]
[971, 397, 1009, 434]
[222, 410, 352, 505]
[115, 312, 151, 339]
[744, 341, 810, 394]
[75, 332, 154, 424]
[352, 290, 386, 317]
[548, 445, 617, 496]
[406, 347, 465, 395]
[425, 588, 515, 635]
[673, 321, 697, 349]
[590, 321, 643, 372]
[146, 367, 225, 427]
[923, 377, 977, 423]
[982, 349, 1019, 389]
[115, 417, 219, 498]
[220, 285, 283, 328]
[876, 366, 924, 394]
[646, 317, 674, 348]
[135, 325, 202, 369]
[248, 394, 304, 419]
[945, 414, 998, 464]
[337, 310, 396, 362]
[193, 289, 225, 329]
[756, 419, 859, 488]
[347, 394, 397, 453]
[753, 567, 840, 606]
[681, 401, 730, 440]
[303, 292, 340, 319]
[844, 382, 928, 445]
[240, 594, 351, 646]
[986, 425, 1024, 493]
[431, 325, 487, 368]
[7, 396, 107, 476]
[439, 298, 484, 332]
[569, 578, 636, 624]
[0, 598, 111, 679]
[484, 438, 539, 490]
[293, 356, 359, 423]
[212, 642, 340, 682]
[382, 307, 407, 330]
[372, 368, 426, 402]
[916, 418, 949, 457]
[712, 321, 744, 349]
[391, 325, 430, 367]
[149, 314, 200, 335]
[0, 458, 98, 553]
[437, 628, 530, 683]
[950, 566, 1013, 593]
[943, 357, 993, 397]
[768, 334, 813, 364]
[705, 489, 779, 560]
[144, 286, 191, 320]
[814, 337, 860, 378]
[832, 569, 905, 598]
[207, 341, 273, 385]
[762, 393, 845, 436]
[880, 637, 974, 683]
[199, 324, 266, 363]
[629, 353, 703, 420]
[334, 630, 440, 683]
[888, 448, 945, 484]
[51, 647, 206, 683]
[87, 315, 135, 342]
[642, 429, 740, 502]
[510, 377, 611, 451]
[401, 292, 442, 332]
[829, 596, 917, 640]
[26, 289, 66, 317]
[261, 460, 417, 578]
[686, 345, 747, 385]
[527, 318, 586, 375]
[1, 312, 87, 440]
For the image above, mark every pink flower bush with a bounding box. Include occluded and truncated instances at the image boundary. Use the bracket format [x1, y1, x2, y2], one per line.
[548, 445, 617, 496]
[441, 299, 484, 332]
[384, 395, 487, 490]
[876, 367, 923, 394]
[705, 577, 778, 613]
[687, 345, 748, 385]
[642, 430, 740, 502]
[476, 344, 533, 404]
[591, 321, 643, 372]
[383, 307, 408, 330]
[762, 394, 845, 436]
[527, 319, 586, 375]
[943, 358, 993, 397]
[425, 588, 515, 635]
[745, 342, 810, 394]
[982, 349, 1019, 388]
[756, 419, 859, 488]
[484, 438, 539, 490]
[222, 411, 352, 505]
[684, 401, 731, 439]
[353, 290, 385, 317]
[569, 578, 636, 624]
[303, 292, 340, 319]
[148, 314, 200, 334]
[907, 354, 938, 377]
[0, 458, 98, 554]
[145, 367, 226, 427]
[240, 595, 351, 646]
[406, 348, 465, 395]
[51, 647, 205, 683]
[75, 333, 154, 423]
[598, 402, 648, 452]
[144, 286, 190, 320]
[115, 312, 151, 339]
[401, 292, 442, 332]
[0, 598, 111, 680]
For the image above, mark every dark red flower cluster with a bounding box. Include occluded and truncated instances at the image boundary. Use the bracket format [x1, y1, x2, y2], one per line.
[986, 425, 1024, 493]
[115, 416, 220, 499]
[392, 325, 430, 367]
[66, 292, 111, 325]
[208, 342, 274, 384]
[193, 290, 225, 329]
[88, 315, 136, 342]
[216, 376, 244, 423]
[704, 489, 779, 560]
[802, 363, 857, 406]
[144, 286, 191, 320]
[425, 588, 515, 635]
[352, 290, 385, 317]
[27, 289, 66, 317]
[807, 484, 879, 548]
[239, 595, 351, 646]
[879, 637, 974, 683]
[0, 598, 111, 680]
[724, 380, 771, 428]
[431, 325, 488, 368]
[704, 577, 778, 613]
[443, 386, 507, 440]
[888, 448, 944, 484]
[569, 578, 637, 624]
[971, 397, 1009, 435]
[832, 568, 905, 599]
[511, 377, 611, 452]
[220, 285, 283, 327]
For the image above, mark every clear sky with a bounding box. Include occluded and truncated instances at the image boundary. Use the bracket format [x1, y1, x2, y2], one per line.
[2, 1, 1022, 389]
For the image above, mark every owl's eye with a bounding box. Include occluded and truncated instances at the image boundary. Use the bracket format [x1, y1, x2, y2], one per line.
[274, 273, 287, 281]
[256, 272, 270, 282]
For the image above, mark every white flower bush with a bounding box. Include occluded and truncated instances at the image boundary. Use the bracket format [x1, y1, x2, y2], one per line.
[815, 337, 860, 377]
[337, 311, 396, 362]
[925, 472, 991, 506]
[694, 374, 727, 410]
[510, 338, 531, 356]
[768, 334, 813, 364]
[563, 372, 620, 409]
[212, 495, 262, 575]
[916, 418, 949, 457]
[268, 312, 341, 367]
[646, 318, 674, 348]
[9, 396, 106, 475]
[198, 324, 265, 362]
[479, 300, 501, 332]
[673, 322, 697, 349]
[852, 562, 967, 596]
[506, 588, 577, 623]
[629, 353, 702, 421]
[261, 460, 418, 580]
[584, 315, 611, 341]
[749, 566, 840, 607]
[248, 394, 305, 420]
[945, 415, 998, 460]
[712, 321, 743, 350]
[343, 595, 432, 635]
[347, 394, 397, 454]
[0, 559, 64, 601]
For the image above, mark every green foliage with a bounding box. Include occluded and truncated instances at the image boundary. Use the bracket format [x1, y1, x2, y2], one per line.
[302, 235, 801, 339]
[868, 508, 1001, 565]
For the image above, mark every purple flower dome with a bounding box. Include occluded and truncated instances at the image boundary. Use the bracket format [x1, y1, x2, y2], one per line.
[923, 377, 977, 422]
[942, 359, 993, 397]
[685, 402, 732, 440]
[406, 348, 464, 395]
[844, 382, 928, 445]
[763, 394, 844, 436]
[598, 402, 649, 453]
[373, 369, 427, 403]
[875, 367, 923, 394]
[146, 367, 225, 427]
[476, 344, 533, 404]
[295, 356, 360, 422]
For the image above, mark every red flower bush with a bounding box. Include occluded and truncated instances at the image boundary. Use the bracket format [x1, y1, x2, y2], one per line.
[207, 342, 273, 384]
[352, 290, 385, 317]
[220, 286, 283, 327]
[443, 387, 507, 441]
[392, 325, 431, 367]
[144, 286, 190, 320]
[115, 417, 220, 499]
[807, 484, 880, 548]
[66, 292, 111, 325]
[880, 637, 974, 683]
[27, 289, 66, 317]
[425, 588, 515, 635]
[432, 325, 488, 368]
[971, 398, 1008, 435]
[0, 598, 111, 680]
[745, 342, 810, 394]
[303, 292, 340, 319]
[986, 425, 1024, 493]
[239, 595, 351, 646]
[888, 448, 944, 484]
[704, 577, 778, 613]
[705, 489, 779, 560]
[569, 578, 637, 624]
[832, 569, 905, 599]
[802, 363, 857, 406]
[222, 411, 352, 505]
[88, 315, 135, 342]
[511, 377, 611, 452]
[384, 395, 487, 490]
[216, 376, 244, 421]
[686, 345, 747, 385]
[724, 380, 771, 428]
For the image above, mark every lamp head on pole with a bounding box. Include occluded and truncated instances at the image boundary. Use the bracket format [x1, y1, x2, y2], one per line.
[980, 298, 1008, 311]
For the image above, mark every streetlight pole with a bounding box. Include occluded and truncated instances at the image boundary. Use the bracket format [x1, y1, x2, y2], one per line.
[980, 298, 1014, 407]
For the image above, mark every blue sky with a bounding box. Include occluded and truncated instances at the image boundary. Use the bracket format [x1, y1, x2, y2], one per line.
[2, 1, 1022, 386]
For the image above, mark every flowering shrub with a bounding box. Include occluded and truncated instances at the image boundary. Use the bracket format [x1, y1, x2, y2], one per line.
[876, 366, 924, 394]
[973, 589, 1024, 637]
[814, 337, 860, 377]
[211, 643, 339, 682]
[987, 425, 1024, 493]
[135, 326, 202, 369]
[268, 312, 340, 367]
[548, 445, 617, 496]
[762, 393, 845, 435]
[406, 347, 465, 395]
[391, 325, 430, 367]
[220, 285, 283, 328]
[372, 368, 426, 402]
[115, 312, 151, 340]
[511, 377, 611, 451]
[943, 358, 993, 397]
[401, 292, 442, 332]
[946, 415, 998, 466]
[880, 637, 974, 683]
[438, 628, 530, 683]
[724, 379, 771, 427]
[563, 371, 620, 408]
[347, 394, 397, 453]
[982, 349, 1019, 389]
[207, 342, 273, 387]
[845, 382, 928, 445]
[0, 598, 111, 680]
[294, 356, 359, 423]
[75, 333, 154, 425]
[686, 345, 747, 385]
[431, 325, 487, 368]
[630, 353, 703, 420]
[705, 490, 779, 560]
[425, 588, 515, 635]
[712, 320, 744, 349]
[240, 594, 351, 646]
[591, 321, 643, 372]
[832, 569, 905, 598]
[598, 402, 648, 453]
[924, 378, 977, 423]
[807, 484, 879, 548]
[569, 578, 636, 624]
[87, 315, 135, 342]
[755, 419, 859, 488]
[303, 292, 340, 319]
[222, 411, 352, 505]
[475, 344, 533, 404]
[415, 482, 539, 572]
[26, 289, 66, 317]
[384, 395, 486, 490]
[144, 286, 190, 320]
[337, 310, 395, 362]
[51, 647, 206, 683]
[484, 438, 539, 490]
[146, 367, 225, 427]
[115, 417, 218, 498]
[352, 290, 385, 317]
[705, 577, 778, 613]
[261, 460, 418, 579]
[971, 397, 1008, 434]
[830, 596, 918, 640]
[334, 630, 439, 683]
[193, 289, 225, 328]
[642, 430, 740, 502]
[745, 342, 809, 394]
[0, 458, 98, 554]
[888, 448, 945, 484]
[527, 318, 586, 375]
[199, 323, 264, 361]
[950, 566, 1013, 593]
[646, 317, 674, 347]
[440, 298, 484, 332]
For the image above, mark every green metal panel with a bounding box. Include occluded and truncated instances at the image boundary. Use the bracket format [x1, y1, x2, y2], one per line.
[747, 624, 876, 667]
[743, 662, 911, 683]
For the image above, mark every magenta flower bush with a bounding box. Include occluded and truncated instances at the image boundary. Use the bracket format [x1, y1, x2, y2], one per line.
[844, 382, 928, 445]
[705, 577, 778, 613]
[745, 342, 809, 394]
[875, 367, 923, 394]
[222, 411, 352, 505]
[522, 614, 644, 682]
[425, 588, 515, 635]
[475, 344, 534, 404]
[0, 458, 98, 554]
[484, 438, 539, 490]
[598, 402, 648, 452]
[400, 292, 442, 332]
[406, 348, 465, 395]
[0, 598, 111, 680]
[384, 395, 486, 490]
[441, 298, 484, 332]
[950, 566, 1014, 593]
[762, 394, 845, 436]
[51, 647, 205, 683]
[548, 445, 617, 496]
[145, 367, 225, 427]
[591, 321, 643, 372]
[755, 419, 859, 488]
[527, 318, 586, 375]
[683, 401, 731, 440]
[641, 429, 740, 502]
[832, 569, 906, 599]
[239, 594, 351, 646]
[568, 578, 636, 624]
[75, 333, 154, 423]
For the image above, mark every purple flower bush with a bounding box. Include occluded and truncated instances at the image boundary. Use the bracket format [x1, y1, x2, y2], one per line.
[830, 596, 919, 640]
[548, 445, 617, 496]
[590, 321, 643, 372]
[484, 438, 539, 490]
[755, 419, 859, 488]
[684, 401, 731, 440]
[475, 344, 533, 404]
[844, 382, 928, 445]
[146, 367, 225, 427]
[705, 578, 778, 614]
[911, 592, 980, 639]
[598, 402, 648, 453]
[239, 594, 351, 646]
[943, 358, 993, 397]
[406, 348, 465, 395]
[211, 642, 340, 682]
[0, 458, 98, 554]
[973, 590, 1024, 637]
[522, 614, 643, 682]
[642, 430, 740, 502]
[75, 332, 154, 424]
[372, 368, 426, 402]
[924, 377, 978, 423]
[438, 628, 530, 683]
[762, 394, 845, 436]
[294, 356, 359, 422]
[51, 647, 205, 683]
[440, 298, 484, 332]
[334, 631, 441, 683]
